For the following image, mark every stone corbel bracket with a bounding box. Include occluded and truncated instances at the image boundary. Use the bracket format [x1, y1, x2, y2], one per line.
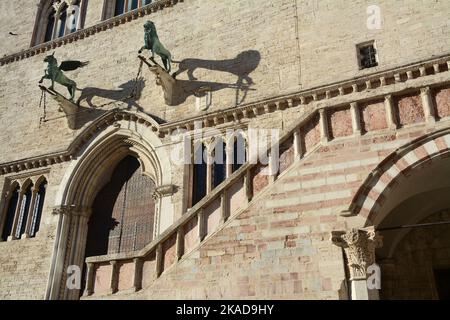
[152, 184, 178, 200]
[138, 56, 178, 106]
[40, 85, 78, 130]
[52, 205, 91, 217]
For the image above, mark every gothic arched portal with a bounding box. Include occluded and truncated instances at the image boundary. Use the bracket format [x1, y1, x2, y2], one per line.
[85, 155, 156, 257]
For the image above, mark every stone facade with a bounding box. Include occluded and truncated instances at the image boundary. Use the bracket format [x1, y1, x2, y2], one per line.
[0, 0, 450, 300]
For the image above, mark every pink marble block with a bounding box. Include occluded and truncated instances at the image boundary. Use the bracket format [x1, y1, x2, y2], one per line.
[183, 217, 199, 253]
[361, 100, 388, 132]
[251, 164, 269, 196]
[117, 261, 135, 292]
[205, 197, 221, 235]
[93, 263, 112, 296]
[141, 252, 157, 289]
[395, 93, 425, 126]
[278, 137, 294, 174]
[162, 234, 177, 272]
[227, 178, 245, 215]
[328, 107, 353, 138]
[302, 113, 321, 153]
[435, 87, 450, 119]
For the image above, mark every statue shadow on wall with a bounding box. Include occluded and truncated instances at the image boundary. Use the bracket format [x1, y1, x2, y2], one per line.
[77, 78, 146, 110]
[75, 78, 166, 127]
[170, 49, 261, 106]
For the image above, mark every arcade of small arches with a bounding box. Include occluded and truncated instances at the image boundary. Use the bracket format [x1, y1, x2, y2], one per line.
[0, 176, 48, 242]
[33, 0, 87, 45]
[190, 133, 248, 207]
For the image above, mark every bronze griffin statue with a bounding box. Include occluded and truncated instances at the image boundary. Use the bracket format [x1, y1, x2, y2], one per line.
[138, 21, 172, 73]
[39, 52, 88, 102]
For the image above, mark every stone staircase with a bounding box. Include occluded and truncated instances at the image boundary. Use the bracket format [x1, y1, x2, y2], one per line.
[82, 100, 332, 298]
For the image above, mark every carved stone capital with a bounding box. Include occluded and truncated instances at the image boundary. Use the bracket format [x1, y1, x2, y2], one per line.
[420, 86, 431, 96]
[332, 226, 383, 280]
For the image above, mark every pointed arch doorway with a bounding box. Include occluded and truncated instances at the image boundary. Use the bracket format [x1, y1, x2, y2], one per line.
[86, 155, 157, 258]
[46, 118, 176, 300]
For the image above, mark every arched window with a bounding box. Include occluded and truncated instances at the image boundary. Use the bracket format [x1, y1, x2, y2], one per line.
[15, 183, 33, 239]
[106, 0, 153, 18]
[114, 0, 126, 16]
[232, 134, 247, 173]
[29, 180, 47, 238]
[1, 185, 20, 241]
[0, 178, 47, 241]
[192, 144, 207, 206]
[33, 1, 86, 45]
[85, 156, 156, 257]
[213, 138, 227, 188]
[57, 5, 68, 38]
[129, 0, 139, 11]
[44, 10, 56, 42]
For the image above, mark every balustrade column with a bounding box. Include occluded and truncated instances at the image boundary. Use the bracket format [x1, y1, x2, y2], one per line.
[319, 109, 330, 143]
[156, 244, 163, 277]
[84, 263, 95, 296]
[220, 190, 229, 223]
[109, 261, 119, 295]
[421, 87, 436, 123]
[350, 102, 362, 135]
[293, 128, 303, 160]
[384, 95, 398, 129]
[268, 144, 280, 183]
[176, 229, 184, 261]
[133, 258, 143, 292]
[244, 169, 252, 203]
[198, 209, 206, 241]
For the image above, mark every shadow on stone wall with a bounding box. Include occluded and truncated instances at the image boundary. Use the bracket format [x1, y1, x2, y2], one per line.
[171, 50, 261, 106]
[70, 50, 261, 128]
[77, 78, 146, 110]
[73, 78, 168, 129]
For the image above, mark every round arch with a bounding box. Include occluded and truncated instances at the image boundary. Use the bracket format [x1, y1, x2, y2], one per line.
[345, 128, 450, 227]
[342, 128, 450, 300]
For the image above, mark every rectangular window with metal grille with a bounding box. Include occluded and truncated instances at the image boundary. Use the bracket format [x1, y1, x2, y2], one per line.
[357, 42, 378, 69]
